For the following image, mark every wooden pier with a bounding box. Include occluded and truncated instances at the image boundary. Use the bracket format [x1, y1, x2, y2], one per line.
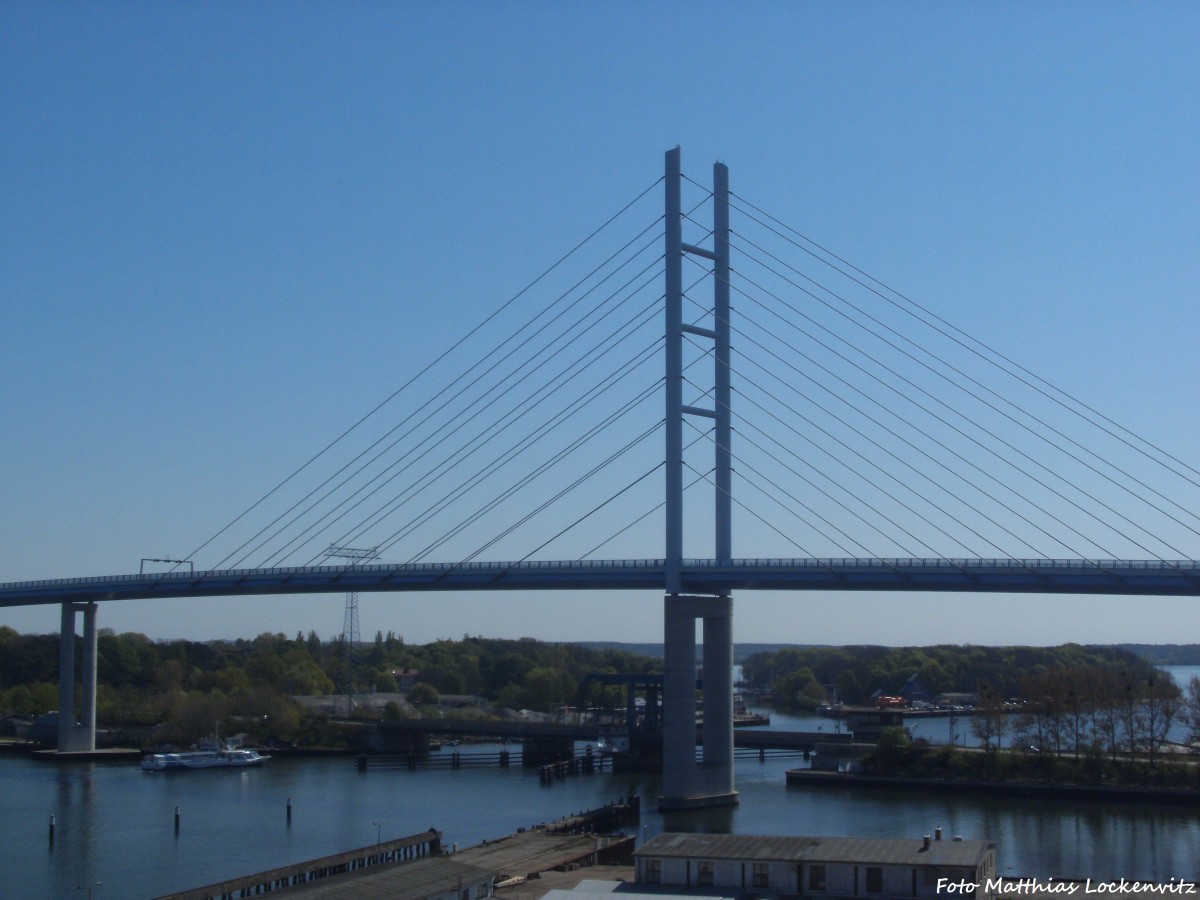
[355, 744, 613, 781]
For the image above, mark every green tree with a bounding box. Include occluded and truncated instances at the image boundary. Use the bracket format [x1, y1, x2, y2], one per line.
[773, 667, 825, 711]
[971, 680, 1007, 754]
[1139, 670, 1181, 765]
[525, 666, 576, 712]
[407, 682, 441, 708]
[279, 649, 334, 695]
[163, 693, 227, 746]
[195, 665, 251, 696]
[1, 682, 57, 716]
[383, 700, 408, 721]
[870, 726, 914, 775]
[371, 669, 399, 693]
[834, 669, 864, 705]
[1185, 675, 1200, 745]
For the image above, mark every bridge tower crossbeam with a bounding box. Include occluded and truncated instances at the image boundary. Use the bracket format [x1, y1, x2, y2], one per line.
[660, 147, 738, 810]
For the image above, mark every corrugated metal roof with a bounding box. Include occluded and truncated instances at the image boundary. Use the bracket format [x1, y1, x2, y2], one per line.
[543, 888, 735, 900]
[635, 833, 992, 867]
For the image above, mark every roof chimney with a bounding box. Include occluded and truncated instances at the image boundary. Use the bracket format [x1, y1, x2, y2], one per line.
[935, 827, 943, 841]
[922, 835, 931, 850]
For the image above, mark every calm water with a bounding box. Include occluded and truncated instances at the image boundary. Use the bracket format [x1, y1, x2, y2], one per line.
[4, 671, 1200, 899]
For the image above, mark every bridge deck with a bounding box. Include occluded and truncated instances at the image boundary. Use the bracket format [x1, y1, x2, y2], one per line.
[2, 558, 1198, 607]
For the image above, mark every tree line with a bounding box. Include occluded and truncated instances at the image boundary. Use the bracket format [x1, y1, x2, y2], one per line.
[741, 643, 1157, 711]
[745, 642, 1200, 782]
[0, 626, 660, 747]
[974, 663, 1187, 765]
[870, 665, 1200, 788]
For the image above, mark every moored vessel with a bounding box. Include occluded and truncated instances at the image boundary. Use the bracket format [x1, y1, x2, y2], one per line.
[141, 736, 269, 771]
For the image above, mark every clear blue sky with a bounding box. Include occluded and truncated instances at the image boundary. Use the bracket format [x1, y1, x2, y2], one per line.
[2, 2, 1197, 646]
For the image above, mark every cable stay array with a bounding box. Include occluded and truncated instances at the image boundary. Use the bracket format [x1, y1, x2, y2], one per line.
[183, 164, 1197, 581]
[188, 177, 678, 573]
[675, 180, 1198, 567]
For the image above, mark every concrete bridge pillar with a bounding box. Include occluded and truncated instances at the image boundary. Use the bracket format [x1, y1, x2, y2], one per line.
[522, 735, 575, 767]
[57, 601, 98, 753]
[659, 593, 738, 810]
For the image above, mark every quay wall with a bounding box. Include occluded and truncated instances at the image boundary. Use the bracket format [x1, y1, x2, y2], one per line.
[153, 828, 441, 900]
[786, 769, 1200, 805]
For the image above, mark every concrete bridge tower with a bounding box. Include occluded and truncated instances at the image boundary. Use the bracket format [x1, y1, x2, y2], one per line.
[660, 148, 738, 810]
[56, 601, 99, 753]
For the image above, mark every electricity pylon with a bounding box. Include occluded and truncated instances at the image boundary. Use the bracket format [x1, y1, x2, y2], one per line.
[323, 546, 379, 717]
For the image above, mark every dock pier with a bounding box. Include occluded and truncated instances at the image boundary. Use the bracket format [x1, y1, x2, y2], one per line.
[154, 798, 639, 899]
[154, 828, 443, 899]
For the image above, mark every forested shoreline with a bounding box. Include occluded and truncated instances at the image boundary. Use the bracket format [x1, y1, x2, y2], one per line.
[0, 626, 660, 747]
[4, 627, 1200, 757]
[739, 643, 1158, 710]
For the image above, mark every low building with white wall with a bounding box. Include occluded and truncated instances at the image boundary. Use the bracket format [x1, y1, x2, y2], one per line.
[635, 832, 996, 899]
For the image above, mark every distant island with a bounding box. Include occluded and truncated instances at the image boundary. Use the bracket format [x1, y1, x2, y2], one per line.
[1112, 644, 1200, 666]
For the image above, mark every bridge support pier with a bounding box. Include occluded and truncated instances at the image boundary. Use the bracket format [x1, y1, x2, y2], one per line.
[659, 593, 738, 810]
[522, 736, 576, 767]
[57, 601, 98, 752]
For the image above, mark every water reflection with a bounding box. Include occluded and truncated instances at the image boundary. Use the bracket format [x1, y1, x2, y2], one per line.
[662, 804, 736, 834]
[4, 734, 1200, 898]
[50, 762, 104, 900]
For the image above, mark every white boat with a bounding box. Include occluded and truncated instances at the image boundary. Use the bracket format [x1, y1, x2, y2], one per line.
[141, 737, 269, 771]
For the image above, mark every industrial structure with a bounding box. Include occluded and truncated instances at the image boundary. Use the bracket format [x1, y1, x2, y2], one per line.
[635, 832, 997, 899]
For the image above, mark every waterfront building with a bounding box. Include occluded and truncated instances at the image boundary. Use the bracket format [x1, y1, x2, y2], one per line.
[635, 832, 996, 899]
[542, 882, 734, 900]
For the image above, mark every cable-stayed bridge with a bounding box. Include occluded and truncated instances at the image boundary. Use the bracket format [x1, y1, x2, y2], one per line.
[3, 557, 1198, 606]
[4, 149, 1197, 808]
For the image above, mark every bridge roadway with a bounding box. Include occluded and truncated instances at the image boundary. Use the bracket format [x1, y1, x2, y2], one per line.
[2, 557, 1199, 607]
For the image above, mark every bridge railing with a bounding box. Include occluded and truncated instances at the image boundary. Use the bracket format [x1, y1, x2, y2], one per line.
[0, 558, 667, 590]
[710, 557, 1200, 573]
[2, 556, 1197, 593]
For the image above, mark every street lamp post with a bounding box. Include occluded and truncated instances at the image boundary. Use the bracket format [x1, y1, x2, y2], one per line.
[372, 820, 386, 847]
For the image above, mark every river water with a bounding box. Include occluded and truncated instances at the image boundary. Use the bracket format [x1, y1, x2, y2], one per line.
[4, 671, 1200, 898]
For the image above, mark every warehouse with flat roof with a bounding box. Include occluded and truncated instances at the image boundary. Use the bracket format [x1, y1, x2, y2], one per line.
[635, 832, 996, 899]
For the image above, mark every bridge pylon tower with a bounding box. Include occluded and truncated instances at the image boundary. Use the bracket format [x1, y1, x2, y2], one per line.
[660, 147, 738, 810]
[54, 601, 99, 753]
